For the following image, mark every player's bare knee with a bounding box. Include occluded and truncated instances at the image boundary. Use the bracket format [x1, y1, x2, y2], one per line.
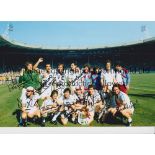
[22, 113, 27, 119]
[28, 113, 34, 118]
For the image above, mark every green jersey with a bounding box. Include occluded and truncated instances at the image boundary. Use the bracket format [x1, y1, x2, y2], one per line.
[19, 70, 41, 90]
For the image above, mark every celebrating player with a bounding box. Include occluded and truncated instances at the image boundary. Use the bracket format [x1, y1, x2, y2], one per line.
[19, 60, 41, 101]
[68, 62, 79, 93]
[59, 88, 76, 125]
[108, 84, 134, 126]
[40, 90, 62, 126]
[16, 57, 135, 127]
[83, 85, 103, 125]
[92, 66, 102, 91]
[81, 64, 92, 91]
[21, 86, 41, 126]
[115, 63, 130, 94]
[54, 63, 67, 96]
[40, 64, 55, 99]
[100, 60, 116, 91]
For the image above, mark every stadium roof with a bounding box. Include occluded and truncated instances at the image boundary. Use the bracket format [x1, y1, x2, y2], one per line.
[1, 35, 155, 50]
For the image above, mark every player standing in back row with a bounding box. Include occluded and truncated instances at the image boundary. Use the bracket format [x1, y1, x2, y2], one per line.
[54, 63, 67, 96]
[100, 60, 116, 91]
[115, 63, 130, 94]
[33, 58, 55, 98]
[81, 64, 92, 92]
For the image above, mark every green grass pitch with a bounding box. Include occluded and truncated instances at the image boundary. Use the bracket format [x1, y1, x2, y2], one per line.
[0, 73, 155, 127]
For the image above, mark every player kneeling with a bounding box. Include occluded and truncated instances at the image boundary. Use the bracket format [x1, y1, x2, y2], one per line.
[108, 84, 134, 126]
[40, 90, 62, 126]
[21, 87, 41, 127]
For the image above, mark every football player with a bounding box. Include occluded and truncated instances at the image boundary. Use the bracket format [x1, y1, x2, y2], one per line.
[108, 84, 134, 126]
[83, 85, 103, 125]
[72, 86, 85, 123]
[40, 64, 55, 99]
[81, 64, 92, 92]
[92, 66, 102, 91]
[40, 90, 62, 126]
[100, 60, 116, 91]
[59, 88, 76, 125]
[54, 63, 67, 96]
[21, 86, 41, 126]
[115, 63, 130, 94]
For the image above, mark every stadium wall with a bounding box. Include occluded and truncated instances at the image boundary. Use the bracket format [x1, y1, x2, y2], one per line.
[0, 36, 155, 72]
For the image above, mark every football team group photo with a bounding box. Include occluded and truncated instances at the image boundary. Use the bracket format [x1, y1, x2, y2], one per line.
[0, 21, 154, 127]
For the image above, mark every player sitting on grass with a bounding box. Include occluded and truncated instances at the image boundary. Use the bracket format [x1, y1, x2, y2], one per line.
[73, 86, 85, 107]
[21, 86, 41, 127]
[40, 90, 62, 126]
[59, 88, 76, 125]
[98, 85, 114, 123]
[77, 106, 92, 125]
[71, 86, 85, 123]
[100, 85, 113, 107]
[84, 85, 104, 125]
[108, 84, 134, 126]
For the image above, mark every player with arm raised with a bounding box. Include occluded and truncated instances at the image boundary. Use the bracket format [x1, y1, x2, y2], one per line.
[19, 60, 41, 102]
[32, 58, 55, 98]
[33, 57, 43, 70]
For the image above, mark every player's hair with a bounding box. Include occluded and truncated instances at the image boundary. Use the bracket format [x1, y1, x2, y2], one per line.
[58, 63, 64, 69]
[93, 66, 99, 73]
[51, 90, 58, 97]
[25, 61, 33, 70]
[25, 61, 33, 67]
[106, 59, 112, 65]
[112, 84, 120, 91]
[71, 62, 77, 66]
[83, 64, 90, 71]
[63, 88, 71, 94]
[88, 84, 94, 90]
[46, 64, 51, 67]
[115, 62, 122, 67]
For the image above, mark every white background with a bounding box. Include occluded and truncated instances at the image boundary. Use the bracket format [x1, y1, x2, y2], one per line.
[0, 0, 155, 155]
[0, 0, 155, 21]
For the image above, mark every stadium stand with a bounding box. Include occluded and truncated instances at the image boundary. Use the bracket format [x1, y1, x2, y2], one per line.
[0, 35, 155, 73]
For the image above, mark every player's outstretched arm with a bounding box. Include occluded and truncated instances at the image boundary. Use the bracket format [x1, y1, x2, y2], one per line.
[33, 58, 43, 70]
